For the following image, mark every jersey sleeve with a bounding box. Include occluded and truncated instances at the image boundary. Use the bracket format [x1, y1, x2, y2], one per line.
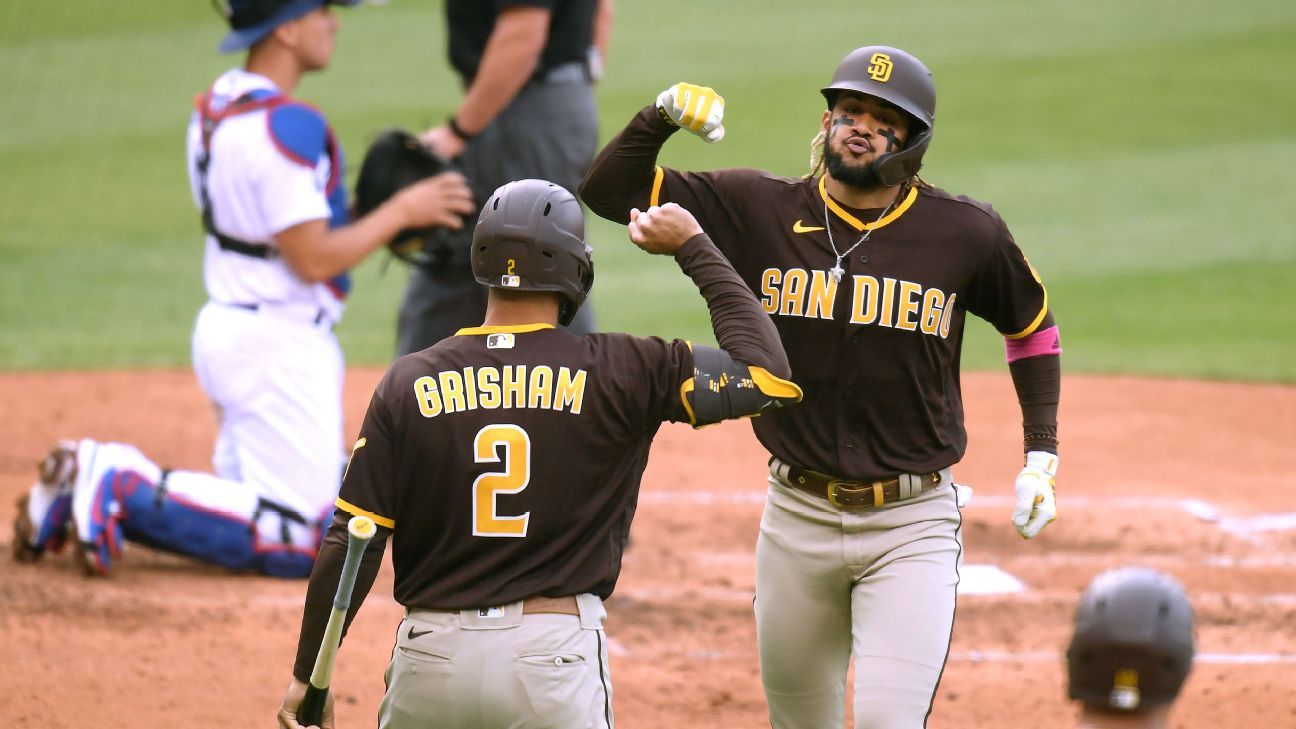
[960, 212, 1050, 338]
[596, 333, 696, 426]
[336, 373, 399, 529]
[654, 167, 765, 259]
[256, 103, 332, 235]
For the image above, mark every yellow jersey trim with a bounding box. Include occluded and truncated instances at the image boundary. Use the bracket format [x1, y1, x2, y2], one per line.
[678, 377, 699, 427]
[818, 176, 918, 232]
[1005, 287, 1050, 339]
[335, 498, 395, 530]
[650, 166, 665, 207]
[749, 366, 804, 401]
[454, 323, 556, 336]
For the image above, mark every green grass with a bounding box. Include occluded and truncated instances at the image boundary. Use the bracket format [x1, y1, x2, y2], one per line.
[1, 0, 1294, 380]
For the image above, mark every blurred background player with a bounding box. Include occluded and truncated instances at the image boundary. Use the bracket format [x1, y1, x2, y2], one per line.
[1067, 567, 1196, 729]
[10, 0, 473, 578]
[581, 46, 1062, 727]
[277, 182, 801, 728]
[397, 0, 614, 355]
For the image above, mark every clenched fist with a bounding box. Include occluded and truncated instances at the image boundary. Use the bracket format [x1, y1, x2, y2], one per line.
[656, 83, 726, 143]
[627, 204, 704, 255]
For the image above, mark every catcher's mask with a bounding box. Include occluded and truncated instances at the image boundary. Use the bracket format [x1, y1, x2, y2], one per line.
[821, 46, 935, 186]
[353, 128, 465, 269]
[471, 180, 593, 327]
[1067, 567, 1195, 712]
[214, 0, 360, 54]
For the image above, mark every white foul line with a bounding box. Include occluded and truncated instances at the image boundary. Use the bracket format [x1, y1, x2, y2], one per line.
[638, 490, 1296, 539]
[601, 643, 1296, 665]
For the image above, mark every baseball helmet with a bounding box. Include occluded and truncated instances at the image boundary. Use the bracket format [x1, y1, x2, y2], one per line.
[215, 0, 360, 54]
[471, 179, 593, 327]
[1067, 567, 1196, 711]
[821, 46, 936, 186]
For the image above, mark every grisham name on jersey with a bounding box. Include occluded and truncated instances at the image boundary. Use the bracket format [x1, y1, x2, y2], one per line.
[414, 365, 588, 418]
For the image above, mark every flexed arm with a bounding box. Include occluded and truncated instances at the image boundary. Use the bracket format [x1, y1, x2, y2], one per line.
[629, 203, 800, 426]
[580, 83, 726, 224]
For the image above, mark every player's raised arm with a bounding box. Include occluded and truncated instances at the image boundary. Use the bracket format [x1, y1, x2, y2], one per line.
[628, 203, 800, 427]
[579, 83, 726, 223]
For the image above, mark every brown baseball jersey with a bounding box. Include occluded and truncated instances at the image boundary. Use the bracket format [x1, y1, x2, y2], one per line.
[291, 233, 800, 684]
[583, 107, 1050, 480]
[337, 325, 694, 610]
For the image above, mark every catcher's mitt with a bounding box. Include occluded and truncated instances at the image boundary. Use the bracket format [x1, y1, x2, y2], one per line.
[354, 128, 469, 268]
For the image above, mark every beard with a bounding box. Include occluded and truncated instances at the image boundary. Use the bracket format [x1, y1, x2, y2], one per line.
[824, 144, 883, 189]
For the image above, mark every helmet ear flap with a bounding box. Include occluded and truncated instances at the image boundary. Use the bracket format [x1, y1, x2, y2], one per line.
[874, 127, 930, 187]
[556, 246, 594, 326]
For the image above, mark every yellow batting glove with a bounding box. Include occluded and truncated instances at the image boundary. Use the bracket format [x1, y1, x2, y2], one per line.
[656, 82, 726, 143]
[1012, 451, 1058, 539]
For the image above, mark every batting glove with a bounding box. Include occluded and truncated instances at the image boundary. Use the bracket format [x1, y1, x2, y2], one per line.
[1012, 451, 1058, 539]
[656, 82, 726, 143]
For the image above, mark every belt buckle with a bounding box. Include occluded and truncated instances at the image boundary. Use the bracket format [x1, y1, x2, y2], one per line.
[825, 479, 848, 509]
[826, 479, 885, 509]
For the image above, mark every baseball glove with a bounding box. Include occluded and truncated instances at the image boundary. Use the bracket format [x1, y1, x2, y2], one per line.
[353, 128, 469, 269]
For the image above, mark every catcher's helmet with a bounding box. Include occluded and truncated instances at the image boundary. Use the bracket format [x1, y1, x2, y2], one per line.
[471, 179, 593, 327]
[821, 46, 936, 186]
[1067, 567, 1195, 712]
[216, 0, 360, 54]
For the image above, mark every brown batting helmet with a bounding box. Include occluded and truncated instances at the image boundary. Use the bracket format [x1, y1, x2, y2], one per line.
[1066, 567, 1196, 712]
[471, 179, 593, 326]
[821, 46, 936, 186]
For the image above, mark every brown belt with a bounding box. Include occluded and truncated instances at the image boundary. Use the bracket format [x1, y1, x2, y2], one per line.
[770, 457, 943, 510]
[520, 595, 581, 616]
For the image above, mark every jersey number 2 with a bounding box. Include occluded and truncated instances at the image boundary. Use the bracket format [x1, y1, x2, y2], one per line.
[473, 424, 531, 537]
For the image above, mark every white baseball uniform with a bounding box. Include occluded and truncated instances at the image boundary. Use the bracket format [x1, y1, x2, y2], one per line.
[25, 68, 353, 577]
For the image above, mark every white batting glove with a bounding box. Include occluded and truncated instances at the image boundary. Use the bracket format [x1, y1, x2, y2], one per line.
[656, 82, 726, 143]
[1012, 451, 1058, 539]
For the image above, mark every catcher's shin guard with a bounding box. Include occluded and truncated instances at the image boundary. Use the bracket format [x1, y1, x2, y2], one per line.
[109, 473, 321, 578]
[70, 464, 322, 578]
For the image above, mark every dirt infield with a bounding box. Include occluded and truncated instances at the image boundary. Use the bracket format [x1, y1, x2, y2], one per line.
[2, 369, 1293, 728]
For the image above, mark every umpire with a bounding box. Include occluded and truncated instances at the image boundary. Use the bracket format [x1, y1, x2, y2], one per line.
[278, 180, 801, 728]
[397, 0, 612, 354]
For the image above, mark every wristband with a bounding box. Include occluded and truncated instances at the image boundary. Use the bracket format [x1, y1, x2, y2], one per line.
[447, 115, 477, 142]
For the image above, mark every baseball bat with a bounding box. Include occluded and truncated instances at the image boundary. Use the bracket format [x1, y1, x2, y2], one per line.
[297, 514, 378, 727]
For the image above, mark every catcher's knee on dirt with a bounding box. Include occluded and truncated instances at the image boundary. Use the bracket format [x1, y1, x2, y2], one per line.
[683, 345, 801, 427]
[112, 472, 321, 578]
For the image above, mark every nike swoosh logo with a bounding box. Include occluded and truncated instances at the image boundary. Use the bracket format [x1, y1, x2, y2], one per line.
[792, 220, 825, 233]
[407, 625, 435, 640]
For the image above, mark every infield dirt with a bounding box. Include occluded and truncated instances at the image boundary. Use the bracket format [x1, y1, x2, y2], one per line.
[2, 370, 1293, 728]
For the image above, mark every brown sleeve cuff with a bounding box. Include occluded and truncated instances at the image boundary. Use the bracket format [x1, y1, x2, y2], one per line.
[1008, 353, 1060, 455]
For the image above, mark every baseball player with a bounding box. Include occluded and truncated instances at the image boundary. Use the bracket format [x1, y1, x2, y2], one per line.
[10, 0, 473, 578]
[277, 180, 802, 729]
[1067, 568, 1195, 729]
[580, 46, 1063, 727]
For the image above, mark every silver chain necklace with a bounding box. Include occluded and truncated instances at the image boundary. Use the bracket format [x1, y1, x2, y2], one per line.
[823, 193, 896, 283]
